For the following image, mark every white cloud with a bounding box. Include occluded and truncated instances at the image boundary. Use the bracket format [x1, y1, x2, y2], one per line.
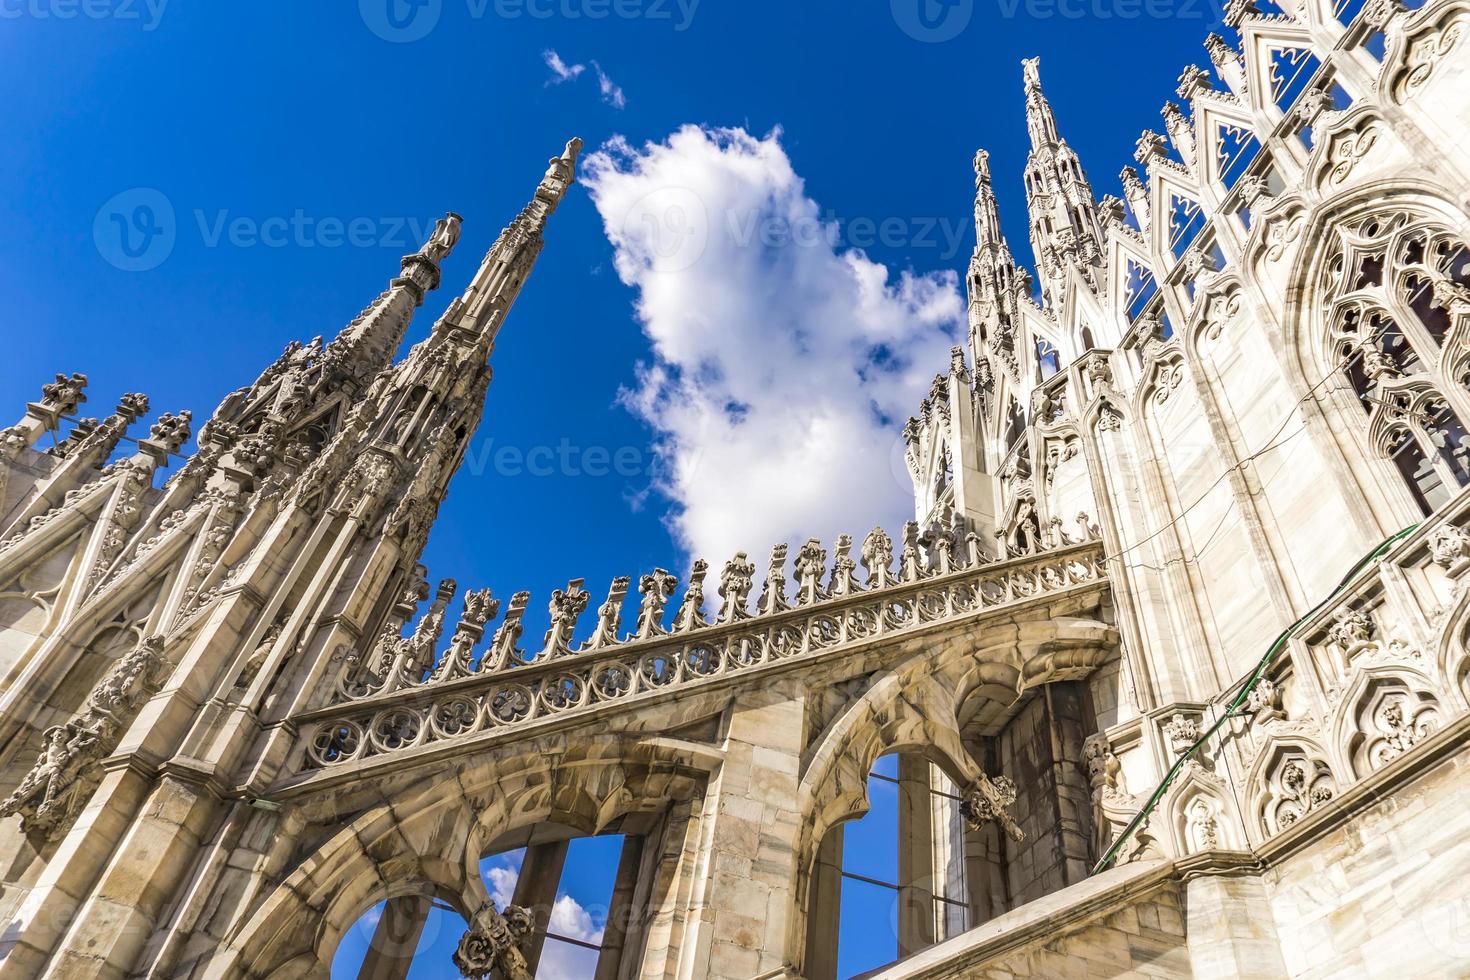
[484, 866, 517, 910]
[542, 49, 585, 85]
[592, 60, 627, 109]
[549, 894, 605, 943]
[541, 50, 627, 108]
[582, 126, 964, 564]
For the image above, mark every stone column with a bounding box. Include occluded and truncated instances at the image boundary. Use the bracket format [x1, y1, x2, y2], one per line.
[594, 836, 644, 980]
[802, 825, 844, 980]
[1185, 875, 1289, 980]
[897, 755, 937, 957]
[687, 692, 804, 978]
[963, 819, 1008, 925]
[357, 894, 431, 980]
[510, 840, 570, 974]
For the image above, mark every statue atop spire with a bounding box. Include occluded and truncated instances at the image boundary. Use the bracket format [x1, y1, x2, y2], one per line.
[417, 212, 463, 265]
[974, 148, 992, 185]
[536, 137, 584, 210]
[1022, 56, 1041, 90]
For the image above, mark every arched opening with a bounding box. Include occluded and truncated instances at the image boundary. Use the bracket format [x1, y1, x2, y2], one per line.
[329, 833, 634, 979]
[809, 753, 970, 979]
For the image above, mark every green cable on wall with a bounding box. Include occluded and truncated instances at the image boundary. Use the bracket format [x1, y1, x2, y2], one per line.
[1091, 521, 1422, 875]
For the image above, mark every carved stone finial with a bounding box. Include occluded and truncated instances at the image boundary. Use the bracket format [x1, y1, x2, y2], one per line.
[535, 137, 584, 209]
[1204, 33, 1238, 69]
[1223, 0, 1258, 27]
[541, 580, 589, 659]
[861, 527, 895, 590]
[794, 539, 828, 606]
[973, 148, 992, 183]
[633, 568, 678, 640]
[1021, 56, 1042, 90]
[757, 544, 790, 616]
[672, 560, 710, 633]
[1134, 130, 1168, 167]
[584, 577, 630, 651]
[1177, 64, 1213, 100]
[718, 553, 756, 623]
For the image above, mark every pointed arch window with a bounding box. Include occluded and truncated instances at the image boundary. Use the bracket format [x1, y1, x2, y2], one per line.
[1320, 213, 1470, 514]
[1167, 193, 1207, 259]
[1215, 123, 1261, 188]
[1268, 47, 1323, 114]
[1124, 258, 1159, 323]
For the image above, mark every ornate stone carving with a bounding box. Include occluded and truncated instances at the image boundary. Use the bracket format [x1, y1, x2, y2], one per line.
[794, 538, 828, 606]
[1246, 678, 1288, 724]
[632, 568, 677, 640]
[961, 774, 1025, 841]
[1397, 19, 1465, 102]
[861, 527, 895, 589]
[828, 534, 860, 597]
[672, 560, 709, 633]
[585, 577, 631, 651]
[1264, 754, 1335, 834]
[1326, 607, 1376, 664]
[1429, 524, 1470, 576]
[718, 552, 755, 623]
[1, 635, 168, 838]
[453, 902, 535, 980]
[757, 544, 790, 616]
[1162, 712, 1202, 757]
[541, 580, 589, 659]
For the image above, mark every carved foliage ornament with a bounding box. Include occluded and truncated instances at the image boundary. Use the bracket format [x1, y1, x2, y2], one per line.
[453, 902, 535, 980]
[1395, 17, 1466, 103]
[1263, 752, 1335, 834]
[961, 774, 1025, 842]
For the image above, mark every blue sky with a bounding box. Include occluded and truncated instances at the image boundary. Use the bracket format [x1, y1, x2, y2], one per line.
[6, 0, 1225, 973]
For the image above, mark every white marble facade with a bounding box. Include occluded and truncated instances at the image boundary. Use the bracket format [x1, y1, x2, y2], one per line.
[2, 2, 1470, 976]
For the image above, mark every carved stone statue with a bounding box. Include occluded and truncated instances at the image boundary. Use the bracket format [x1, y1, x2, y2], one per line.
[421, 211, 463, 263]
[718, 553, 755, 623]
[861, 527, 895, 589]
[633, 568, 677, 640]
[794, 538, 827, 605]
[757, 544, 790, 617]
[541, 580, 589, 658]
[673, 560, 709, 633]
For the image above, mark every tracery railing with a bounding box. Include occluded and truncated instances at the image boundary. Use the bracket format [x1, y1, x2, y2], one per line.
[294, 533, 1107, 772]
